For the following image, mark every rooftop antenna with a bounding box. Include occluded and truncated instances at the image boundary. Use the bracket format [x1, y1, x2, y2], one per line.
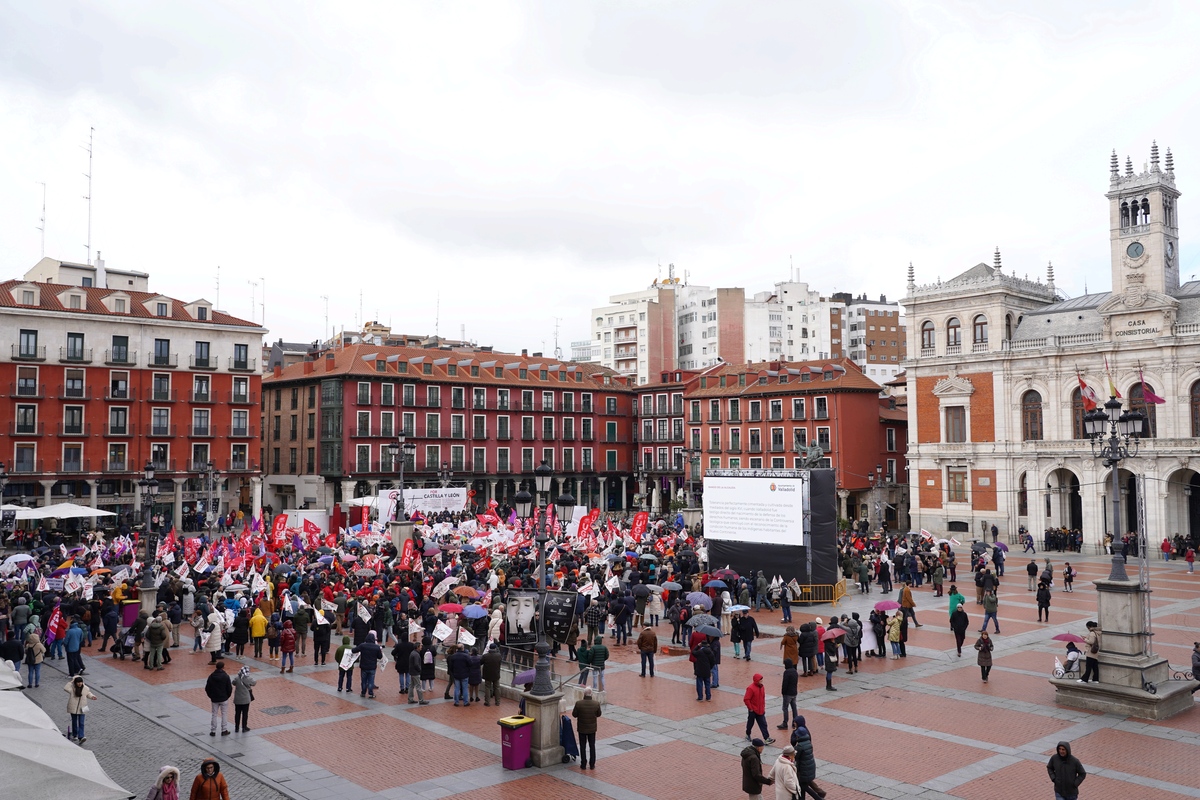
[82, 127, 94, 264]
[260, 276, 266, 328]
[215, 265, 220, 309]
[247, 280, 258, 322]
[460, 323, 466, 344]
[790, 254, 794, 282]
[320, 295, 328, 342]
[36, 182, 46, 257]
[435, 292, 440, 339]
[553, 317, 563, 360]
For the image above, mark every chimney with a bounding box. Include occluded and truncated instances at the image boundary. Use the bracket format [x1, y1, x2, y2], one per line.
[273, 365, 282, 378]
[303, 360, 315, 375]
[521, 349, 528, 357]
[95, 252, 106, 289]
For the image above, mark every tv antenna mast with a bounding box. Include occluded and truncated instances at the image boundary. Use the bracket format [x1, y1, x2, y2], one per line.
[82, 127, 94, 264]
[36, 182, 46, 257]
[553, 317, 563, 360]
[320, 295, 329, 342]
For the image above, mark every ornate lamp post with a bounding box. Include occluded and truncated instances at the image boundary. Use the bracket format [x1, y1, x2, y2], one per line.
[138, 461, 160, 589]
[682, 448, 702, 532]
[200, 460, 219, 537]
[1083, 396, 1144, 582]
[513, 461, 575, 697]
[438, 460, 455, 488]
[388, 433, 417, 521]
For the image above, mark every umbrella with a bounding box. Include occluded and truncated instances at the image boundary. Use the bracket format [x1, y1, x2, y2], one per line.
[340, 554, 359, 563]
[422, 542, 441, 556]
[638, 554, 659, 561]
[89, 568, 111, 576]
[995, 542, 1009, 552]
[646, 584, 663, 592]
[631, 585, 651, 597]
[49, 568, 71, 577]
[0, 727, 133, 800]
[355, 568, 377, 577]
[69, 567, 87, 575]
[227, 583, 248, 591]
[439, 602, 464, 613]
[727, 604, 750, 612]
[67, 546, 86, 554]
[318, 555, 335, 564]
[316, 546, 333, 554]
[625, 550, 639, 558]
[874, 600, 901, 611]
[686, 592, 712, 610]
[0, 692, 58, 730]
[696, 624, 722, 637]
[704, 579, 727, 589]
[462, 605, 488, 619]
[1, 554, 33, 567]
[821, 629, 844, 641]
[686, 613, 719, 628]
[512, 668, 535, 686]
[460, 543, 477, 552]
[711, 568, 739, 580]
[273, 564, 294, 576]
[661, 581, 682, 591]
[1052, 632, 1086, 643]
[605, 554, 624, 562]
[451, 586, 480, 599]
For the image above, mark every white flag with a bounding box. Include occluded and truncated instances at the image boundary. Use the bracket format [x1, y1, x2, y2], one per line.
[408, 621, 424, 636]
[315, 609, 330, 626]
[321, 599, 337, 612]
[83, 583, 93, 601]
[37, 574, 49, 592]
[161, 551, 175, 566]
[457, 628, 477, 647]
[432, 620, 453, 641]
[175, 562, 190, 580]
[357, 603, 372, 624]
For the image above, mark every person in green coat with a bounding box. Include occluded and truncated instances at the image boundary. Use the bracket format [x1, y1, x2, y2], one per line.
[575, 638, 592, 687]
[857, 560, 873, 594]
[292, 605, 310, 657]
[947, 585, 966, 619]
[589, 636, 609, 692]
[931, 563, 945, 598]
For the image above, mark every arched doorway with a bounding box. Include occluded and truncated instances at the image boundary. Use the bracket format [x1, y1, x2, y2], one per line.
[1047, 468, 1081, 531]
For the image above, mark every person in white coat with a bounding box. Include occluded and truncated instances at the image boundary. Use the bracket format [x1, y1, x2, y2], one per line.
[769, 747, 801, 800]
[487, 608, 503, 642]
[204, 607, 226, 663]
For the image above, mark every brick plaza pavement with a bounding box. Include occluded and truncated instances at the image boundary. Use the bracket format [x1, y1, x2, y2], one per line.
[39, 552, 1200, 799]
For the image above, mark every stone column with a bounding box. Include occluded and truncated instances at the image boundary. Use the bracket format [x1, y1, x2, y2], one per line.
[173, 481, 184, 532]
[251, 476, 263, 517]
[87, 479, 99, 531]
[39, 479, 54, 508]
[521, 691, 565, 767]
[488, 479, 497, 506]
[619, 477, 628, 511]
[837, 489, 850, 523]
[599, 480, 608, 512]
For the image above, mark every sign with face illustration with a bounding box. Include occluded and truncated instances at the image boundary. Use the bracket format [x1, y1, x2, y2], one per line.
[505, 589, 540, 649]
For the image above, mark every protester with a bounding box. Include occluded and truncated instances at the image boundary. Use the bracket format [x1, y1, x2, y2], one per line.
[24, 630, 45, 688]
[352, 630, 384, 700]
[232, 664, 257, 732]
[572, 686, 602, 769]
[335, 635, 354, 692]
[975, 631, 994, 683]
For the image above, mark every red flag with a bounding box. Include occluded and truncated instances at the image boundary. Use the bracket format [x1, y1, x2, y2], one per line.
[184, 537, 200, 565]
[360, 505, 370, 528]
[324, 532, 338, 548]
[270, 513, 288, 538]
[398, 538, 416, 571]
[1077, 372, 1099, 412]
[654, 537, 669, 555]
[630, 511, 649, 541]
[1139, 368, 1166, 404]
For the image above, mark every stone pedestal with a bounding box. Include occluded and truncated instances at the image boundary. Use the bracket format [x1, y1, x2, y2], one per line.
[521, 691, 564, 767]
[1052, 577, 1195, 719]
[388, 520, 415, 551]
[139, 585, 159, 618]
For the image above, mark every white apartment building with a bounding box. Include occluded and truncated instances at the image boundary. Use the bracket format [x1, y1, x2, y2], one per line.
[844, 294, 907, 381]
[775, 281, 842, 362]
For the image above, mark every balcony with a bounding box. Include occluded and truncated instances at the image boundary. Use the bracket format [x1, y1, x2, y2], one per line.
[580, 431, 595, 441]
[971, 341, 989, 353]
[8, 422, 44, 436]
[495, 431, 512, 440]
[147, 424, 177, 437]
[541, 431, 556, 441]
[149, 352, 178, 368]
[561, 431, 576, 441]
[602, 436, 628, 444]
[748, 444, 763, 454]
[791, 411, 806, 421]
[400, 395, 440, 408]
[57, 422, 90, 437]
[228, 390, 257, 404]
[579, 463, 595, 473]
[55, 386, 93, 401]
[55, 459, 91, 474]
[190, 390, 214, 403]
[945, 344, 962, 356]
[10, 460, 43, 475]
[769, 413, 784, 422]
[727, 446, 742, 454]
[727, 414, 741, 423]
[228, 357, 257, 372]
[814, 412, 829, 421]
[12, 345, 46, 362]
[351, 426, 376, 438]
[225, 459, 258, 472]
[920, 347, 936, 357]
[59, 347, 93, 364]
[521, 431, 537, 441]
[102, 459, 130, 473]
[689, 415, 702, 424]
[706, 445, 722, 454]
[104, 349, 137, 366]
[189, 424, 214, 438]
[104, 423, 131, 436]
[105, 387, 136, 401]
[770, 442, 786, 452]
[11, 382, 45, 399]
[228, 425, 255, 438]
[189, 355, 217, 370]
[149, 460, 177, 472]
[748, 414, 762, 423]
[496, 464, 511, 474]
[450, 430, 466, 440]
[150, 389, 178, 403]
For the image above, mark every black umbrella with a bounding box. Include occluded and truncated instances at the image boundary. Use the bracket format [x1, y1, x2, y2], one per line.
[631, 584, 651, 598]
[686, 613, 719, 628]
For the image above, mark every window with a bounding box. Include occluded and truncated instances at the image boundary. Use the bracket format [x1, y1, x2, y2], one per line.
[233, 377, 249, 403]
[472, 415, 486, 439]
[497, 448, 510, 471]
[709, 428, 721, 451]
[14, 444, 35, 473]
[233, 344, 248, 370]
[452, 387, 465, 409]
[153, 338, 171, 366]
[21, 290, 33, 304]
[498, 389, 510, 410]
[793, 428, 807, 448]
[814, 397, 828, 419]
[473, 447, 486, 472]
[308, 385, 316, 408]
[947, 468, 968, 502]
[497, 416, 510, 439]
[357, 411, 371, 436]
[522, 416, 535, 439]
[522, 390, 534, 410]
[232, 410, 249, 436]
[193, 375, 211, 402]
[1192, 382, 1200, 437]
[306, 412, 315, 438]
[108, 443, 126, 471]
[973, 315, 988, 344]
[197, 306, 208, 321]
[581, 418, 592, 439]
[66, 332, 85, 360]
[582, 448, 593, 469]
[16, 404, 36, 434]
[19, 330, 38, 358]
[1129, 382, 1158, 438]
[151, 373, 169, 402]
[709, 400, 720, 422]
[427, 385, 440, 406]
[562, 392, 574, 412]
[792, 398, 805, 420]
[606, 397, 617, 415]
[62, 444, 83, 472]
[946, 318, 961, 347]
[192, 408, 210, 435]
[152, 408, 170, 436]
[522, 448, 535, 471]
[17, 367, 37, 396]
[110, 335, 129, 363]
[401, 412, 415, 436]
[920, 321, 935, 350]
[606, 450, 617, 471]
[64, 369, 84, 398]
[156, 302, 168, 317]
[425, 413, 440, 437]
[816, 427, 830, 451]
[425, 445, 440, 471]
[472, 388, 485, 409]
[357, 382, 371, 404]
[945, 406, 967, 443]
[1021, 390, 1043, 441]
[581, 393, 592, 412]
[886, 428, 896, 452]
[451, 445, 466, 470]
[451, 414, 465, 439]
[194, 341, 210, 368]
[115, 298, 125, 313]
[357, 444, 371, 472]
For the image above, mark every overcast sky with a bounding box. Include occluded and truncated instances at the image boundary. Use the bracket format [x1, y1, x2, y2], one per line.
[1, 1, 1196, 353]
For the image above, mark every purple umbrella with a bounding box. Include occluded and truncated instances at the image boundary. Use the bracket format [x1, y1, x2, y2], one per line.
[513, 668, 536, 686]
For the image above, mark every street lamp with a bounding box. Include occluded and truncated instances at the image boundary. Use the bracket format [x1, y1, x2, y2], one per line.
[439, 460, 454, 488]
[682, 448, 702, 531]
[388, 433, 417, 521]
[513, 460, 575, 697]
[139, 461, 160, 589]
[1084, 396, 1145, 581]
[199, 460, 219, 537]
[634, 462, 647, 512]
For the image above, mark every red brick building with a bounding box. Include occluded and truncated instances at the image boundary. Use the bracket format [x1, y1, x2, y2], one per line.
[0, 258, 265, 526]
[261, 344, 638, 516]
[634, 358, 908, 527]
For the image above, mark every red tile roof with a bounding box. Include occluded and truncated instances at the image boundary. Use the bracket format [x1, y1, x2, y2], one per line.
[0, 279, 259, 327]
[682, 357, 882, 398]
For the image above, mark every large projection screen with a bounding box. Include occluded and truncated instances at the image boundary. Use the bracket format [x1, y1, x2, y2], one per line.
[702, 475, 808, 545]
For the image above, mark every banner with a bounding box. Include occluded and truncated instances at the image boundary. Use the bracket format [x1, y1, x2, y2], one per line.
[432, 620, 453, 641]
[542, 590, 578, 645]
[630, 511, 649, 541]
[361, 505, 369, 528]
[271, 514, 289, 538]
[357, 603, 372, 623]
[398, 538, 416, 571]
[401, 488, 468, 516]
[340, 649, 360, 670]
[408, 621, 424, 637]
[457, 628, 477, 647]
[504, 589, 539, 649]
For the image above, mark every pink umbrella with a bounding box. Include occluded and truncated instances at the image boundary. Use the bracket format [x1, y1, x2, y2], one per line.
[340, 554, 358, 562]
[1051, 632, 1086, 643]
[874, 600, 901, 612]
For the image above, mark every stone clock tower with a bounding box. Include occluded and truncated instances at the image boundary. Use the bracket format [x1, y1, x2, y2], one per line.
[1099, 143, 1180, 338]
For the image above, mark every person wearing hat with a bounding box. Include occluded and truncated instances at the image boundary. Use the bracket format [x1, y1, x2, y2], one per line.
[741, 737, 775, 799]
[636, 624, 657, 678]
[950, 603, 970, 657]
[768, 745, 800, 799]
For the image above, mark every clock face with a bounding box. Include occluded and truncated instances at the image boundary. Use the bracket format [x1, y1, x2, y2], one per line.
[1127, 241, 1145, 259]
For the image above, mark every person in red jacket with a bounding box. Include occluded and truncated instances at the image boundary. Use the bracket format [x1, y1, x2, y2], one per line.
[743, 673, 774, 744]
[279, 620, 297, 674]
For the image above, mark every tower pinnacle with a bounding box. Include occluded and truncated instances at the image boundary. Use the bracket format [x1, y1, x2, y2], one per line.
[1110, 149, 1119, 181]
[1151, 140, 1160, 172]
[1047, 261, 1055, 292]
[1165, 147, 1174, 175]
[1125, 156, 1134, 177]
[993, 247, 1002, 273]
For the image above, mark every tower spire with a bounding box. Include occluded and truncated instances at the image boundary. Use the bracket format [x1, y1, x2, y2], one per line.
[1047, 261, 1055, 292]
[1165, 147, 1174, 175]
[993, 247, 1002, 273]
[1110, 149, 1119, 181]
[906, 261, 915, 292]
[1151, 140, 1160, 172]
[1125, 156, 1134, 177]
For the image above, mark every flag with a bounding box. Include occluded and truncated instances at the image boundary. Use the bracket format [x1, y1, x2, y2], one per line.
[1139, 368, 1166, 404]
[1104, 356, 1122, 398]
[1077, 372, 1099, 411]
[45, 606, 63, 644]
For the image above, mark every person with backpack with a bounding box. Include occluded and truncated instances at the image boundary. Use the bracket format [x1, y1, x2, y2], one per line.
[266, 613, 281, 661]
